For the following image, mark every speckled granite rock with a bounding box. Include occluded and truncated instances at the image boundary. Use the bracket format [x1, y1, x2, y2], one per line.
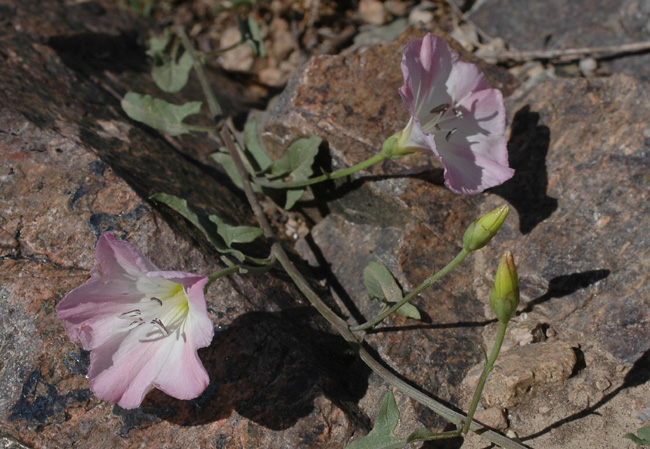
[3, 0, 650, 448]
[468, 0, 650, 79]
[0, 1, 369, 448]
[264, 24, 650, 449]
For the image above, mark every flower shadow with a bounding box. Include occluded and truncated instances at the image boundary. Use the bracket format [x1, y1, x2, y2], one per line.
[131, 309, 370, 431]
[491, 105, 558, 234]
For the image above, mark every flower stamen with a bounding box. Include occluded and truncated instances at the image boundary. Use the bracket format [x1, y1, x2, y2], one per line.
[150, 296, 163, 306]
[430, 103, 450, 115]
[150, 318, 170, 337]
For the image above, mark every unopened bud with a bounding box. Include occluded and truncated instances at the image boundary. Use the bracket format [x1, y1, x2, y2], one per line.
[463, 205, 509, 252]
[489, 251, 520, 323]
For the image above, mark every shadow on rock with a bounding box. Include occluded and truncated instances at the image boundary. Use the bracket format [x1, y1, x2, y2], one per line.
[492, 105, 558, 234]
[48, 31, 148, 75]
[524, 269, 610, 312]
[522, 347, 650, 441]
[116, 309, 370, 433]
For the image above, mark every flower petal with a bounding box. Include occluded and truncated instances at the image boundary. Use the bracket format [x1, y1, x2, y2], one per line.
[445, 59, 488, 102]
[89, 329, 173, 409]
[95, 233, 160, 279]
[434, 140, 514, 194]
[400, 34, 454, 118]
[152, 328, 211, 401]
[57, 234, 215, 409]
[396, 33, 513, 193]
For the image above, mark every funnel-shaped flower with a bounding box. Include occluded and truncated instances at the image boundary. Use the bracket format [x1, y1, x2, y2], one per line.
[397, 33, 513, 194]
[57, 233, 214, 409]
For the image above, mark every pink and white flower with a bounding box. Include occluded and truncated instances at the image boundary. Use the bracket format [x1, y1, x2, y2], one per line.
[396, 33, 514, 194]
[57, 233, 214, 409]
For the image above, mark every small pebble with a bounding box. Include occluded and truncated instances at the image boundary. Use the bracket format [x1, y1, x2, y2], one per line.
[596, 378, 611, 391]
[579, 57, 598, 77]
[408, 3, 435, 24]
[538, 405, 550, 414]
[506, 429, 519, 439]
[545, 327, 556, 338]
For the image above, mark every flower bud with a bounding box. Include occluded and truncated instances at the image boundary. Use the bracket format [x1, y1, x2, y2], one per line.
[489, 251, 520, 323]
[462, 205, 509, 252]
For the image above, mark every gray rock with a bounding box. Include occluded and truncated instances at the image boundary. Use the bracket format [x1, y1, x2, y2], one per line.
[468, 0, 650, 79]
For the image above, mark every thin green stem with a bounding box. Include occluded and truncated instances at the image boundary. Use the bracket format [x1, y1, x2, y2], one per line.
[202, 39, 244, 57]
[184, 36, 527, 448]
[206, 265, 240, 288]
[205, 259, 276, 289]
[184, 125, 220, 133]
[462, 319, 509, 435]
[220, 125, 528, 449]
[253, 152, 389, 189]
[351, 248, 470, 331]
[175, 26, 223, 120]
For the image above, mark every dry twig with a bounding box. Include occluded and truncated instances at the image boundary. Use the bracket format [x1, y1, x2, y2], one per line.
[478, 41, 650, 64]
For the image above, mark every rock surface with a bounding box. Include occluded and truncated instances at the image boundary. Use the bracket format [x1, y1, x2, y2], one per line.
[0, 1, 366, 448]
[1, 1, 650, 449]
[468, 0, 650, 79]
[265, 23, 650, 449]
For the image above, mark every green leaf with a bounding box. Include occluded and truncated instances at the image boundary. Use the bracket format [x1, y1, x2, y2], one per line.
[146, 29, 171, 58]
[266, 136, 320, 210]
[406, 428, 437, 443]
[121, 93, 201, 136]
[211, 150, 264, 194]
[270, 136, 321, 181]
[243, 117, 272, 171]
[364, 261, 402, 303]
[345, 391, 406, 449]
[364, 261, 420, 320]
[284, 189, 304, 210]
[627, 425, 650, 446]
[151, 193, 251, 261]
[209, 215, 263, 247]
[238, 15, 266, 58]
[152, 51, 193, 93]
[395, 302, 421, 320]
[211, 151, 245, 189]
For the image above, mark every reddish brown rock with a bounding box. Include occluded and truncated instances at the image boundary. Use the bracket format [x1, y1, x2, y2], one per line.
[462, 341, 578, 408]
[2, 1, 650, 448]
[265, 23, 650, 449]
[0, 2, 368, 448]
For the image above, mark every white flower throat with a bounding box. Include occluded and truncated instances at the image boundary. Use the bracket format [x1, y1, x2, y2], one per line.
[119, 282, 189, 340]
[420, 87, 473, 141]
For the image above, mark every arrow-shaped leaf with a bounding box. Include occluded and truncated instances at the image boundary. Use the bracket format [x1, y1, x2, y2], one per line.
[151, 193, 258, 262]
[627, 425, 650, 446]
[152, 51, 193, 93]
[121, 93, 201, 136]
[363, 261, 421, 320]
[345, 391, 406, 449]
